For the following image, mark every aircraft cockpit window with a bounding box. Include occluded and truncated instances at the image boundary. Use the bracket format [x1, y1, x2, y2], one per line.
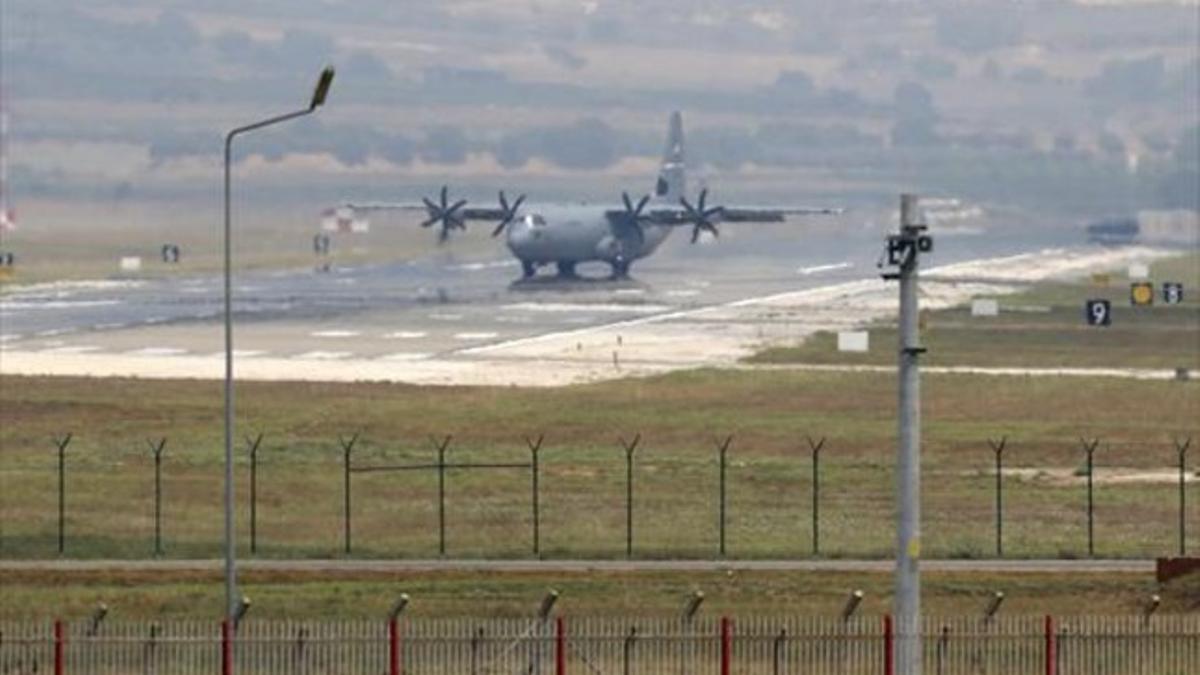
[525, 214, 547, 227]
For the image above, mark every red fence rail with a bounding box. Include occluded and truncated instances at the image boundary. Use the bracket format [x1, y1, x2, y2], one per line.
[2, 615, 1197, 674]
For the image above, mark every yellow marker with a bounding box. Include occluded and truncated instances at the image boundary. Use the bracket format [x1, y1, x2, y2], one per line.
[1131, 282, 1154, 306]
[907, 537, 921, 560]
[1091, 273, 1110, 287]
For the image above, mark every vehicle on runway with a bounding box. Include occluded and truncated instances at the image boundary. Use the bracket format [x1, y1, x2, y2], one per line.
[332, 112, 841, 280]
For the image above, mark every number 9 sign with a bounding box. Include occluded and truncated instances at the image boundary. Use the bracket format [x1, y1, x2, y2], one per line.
[1085, 299, 1111, 326]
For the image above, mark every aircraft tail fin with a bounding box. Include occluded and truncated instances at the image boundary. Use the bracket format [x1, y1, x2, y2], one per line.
[654, 111, 686, 203]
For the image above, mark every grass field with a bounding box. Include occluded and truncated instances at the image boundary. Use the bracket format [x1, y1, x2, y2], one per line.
[749, 254, 1200, 369]
[2, 567, 1196, 620]
[0, 368, 1195, 562]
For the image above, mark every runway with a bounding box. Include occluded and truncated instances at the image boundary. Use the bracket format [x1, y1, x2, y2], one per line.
[0, 558, 1155, 575]
[0, 223, 1172, 386]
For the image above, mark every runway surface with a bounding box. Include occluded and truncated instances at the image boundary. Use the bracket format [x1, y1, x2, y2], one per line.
[0, 223, 1170, 385]
[0, 558, 1155, 574]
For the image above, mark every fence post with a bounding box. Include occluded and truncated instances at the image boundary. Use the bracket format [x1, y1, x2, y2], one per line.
[556, 616, 566, 675]
[1043, 615, 1056, 675]
[807, 436, 825, 556]
[54, 619, 64, 675]
[620, 435, 640, 559]
[53, 434, 72, 556]
[1080, 438, 1099, 557]
[528, 435, 544, 557]
[716, 436, 732, 557]
[221, 618, 232, 675]
[339, 433, 360, 555]
[988, 437, 1007, 557]
[772, 628, 787, 675]
[1177, 437, 1191, 556]
[148, 438, 167, 557]
[720, 616, 732, 675]
[883, 614, 894, 675]
[622, 626, 637, 675]
[389, 617, 401, 675]
[433, 435, 452, 557]
[245, 434, 263, 555]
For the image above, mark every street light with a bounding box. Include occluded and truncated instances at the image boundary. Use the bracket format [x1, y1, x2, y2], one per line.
[223, 66, 334, 625]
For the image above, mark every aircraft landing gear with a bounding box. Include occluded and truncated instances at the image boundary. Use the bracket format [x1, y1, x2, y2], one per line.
[521, 260, 537, 279]
[556, 261, 579, 278]
[610, 258, 632, 279]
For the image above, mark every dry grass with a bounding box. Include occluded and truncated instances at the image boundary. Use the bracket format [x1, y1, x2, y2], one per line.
[1, 369, 1196, 561]
[2, 567, 1196, 620]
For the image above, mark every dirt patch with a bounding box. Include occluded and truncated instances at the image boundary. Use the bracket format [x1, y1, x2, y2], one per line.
[999, 467, 1197, 487]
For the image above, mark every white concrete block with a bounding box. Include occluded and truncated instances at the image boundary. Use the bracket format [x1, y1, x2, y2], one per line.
[837, 331, 869, 353]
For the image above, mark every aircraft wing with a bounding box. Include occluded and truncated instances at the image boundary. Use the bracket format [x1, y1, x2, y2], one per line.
[338, 201, 507, 220]
[617, 205, 843, 225]
[717, 205, 844, 222]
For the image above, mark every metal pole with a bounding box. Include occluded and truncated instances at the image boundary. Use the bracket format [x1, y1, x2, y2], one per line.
[54, 434, 71, 556]
[434, 435, 451, 557]
[808, 436, 825, 556]
[149, 438, 166, 557]
[989, 437, 1006, 558]
[246, 434, 262, 555]
[621, 435, 640, 558]
[718, 436, 731, 557]
[341, 434, 359, 555]
[1178, 438, 1191, 556]
[224, 93, 330, 627]
[528, 435, 544, 557]
[1080, 438, 1098, 558]
[894, 193, 925, 675]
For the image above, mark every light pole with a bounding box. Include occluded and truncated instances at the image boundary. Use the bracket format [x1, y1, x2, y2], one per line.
[223, 66, 334, 627]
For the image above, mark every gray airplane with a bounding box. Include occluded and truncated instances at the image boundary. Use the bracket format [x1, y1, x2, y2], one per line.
[338, 112, 841, 280]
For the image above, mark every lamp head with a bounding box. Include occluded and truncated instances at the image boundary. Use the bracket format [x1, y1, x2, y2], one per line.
[310, 66, 335, 110]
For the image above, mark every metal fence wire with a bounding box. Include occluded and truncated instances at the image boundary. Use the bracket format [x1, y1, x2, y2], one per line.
[1, 615, 1198, 674]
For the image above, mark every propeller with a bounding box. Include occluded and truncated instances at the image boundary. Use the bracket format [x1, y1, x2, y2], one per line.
[419, 185, 468, 243]
[679, 188, 723, 243]
[491, 191, 527, 237]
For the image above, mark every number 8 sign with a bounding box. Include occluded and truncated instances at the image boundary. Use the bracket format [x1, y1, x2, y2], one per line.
[1086, 299, 1111, 326]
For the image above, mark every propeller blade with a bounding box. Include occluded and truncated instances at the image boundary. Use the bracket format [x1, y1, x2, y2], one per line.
[698, 188, 708, 211]
[499, 190, 509, 212]
[622, 192, 634, 213]
[439, 185, 449, 208]
[635, 194, 649, 215]
[510, 194, 526, 213]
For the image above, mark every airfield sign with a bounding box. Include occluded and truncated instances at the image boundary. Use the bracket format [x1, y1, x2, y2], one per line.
[1131, 282, 1154, 306]
[1086, 299, 1111, 326]
[1163, 282, 1183, 304]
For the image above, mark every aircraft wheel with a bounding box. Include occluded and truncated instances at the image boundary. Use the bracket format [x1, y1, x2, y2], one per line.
[556, 261, 578, 278]
[521, 260, 537, 278]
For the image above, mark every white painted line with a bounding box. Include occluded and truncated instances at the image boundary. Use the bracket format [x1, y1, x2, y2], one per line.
[128, 347, 188, 356]
[93, 322, 128, 331]
[294, 351, 352, 360]
[379, 352, 432, 361]
[614, 288, 646, 296]
[203, 349, 266, 358]
[429, 313, 463, 321]
[385, 331, 427, 339]
[502, 302, 670, 314]
[35, 328, 76, 337]
[311, 330, 361, 338]
[447, 260, 518, 271]
[453, 332, 499, 340]
[563, 317, 594, 324]
[144, 316, 168, 324]
[41, 345, 101, 354]
[0, 334, 22, 343]
[665, 289, 701, 297]
[798, 262, 852, 275]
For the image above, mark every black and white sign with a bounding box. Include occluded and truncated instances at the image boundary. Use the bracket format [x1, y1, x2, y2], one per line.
[1085, 299, 1111, 326]
[1163, 282, 1183, 305]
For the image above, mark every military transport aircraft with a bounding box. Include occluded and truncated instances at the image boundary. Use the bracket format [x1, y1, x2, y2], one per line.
[333, 112, 841, 280]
